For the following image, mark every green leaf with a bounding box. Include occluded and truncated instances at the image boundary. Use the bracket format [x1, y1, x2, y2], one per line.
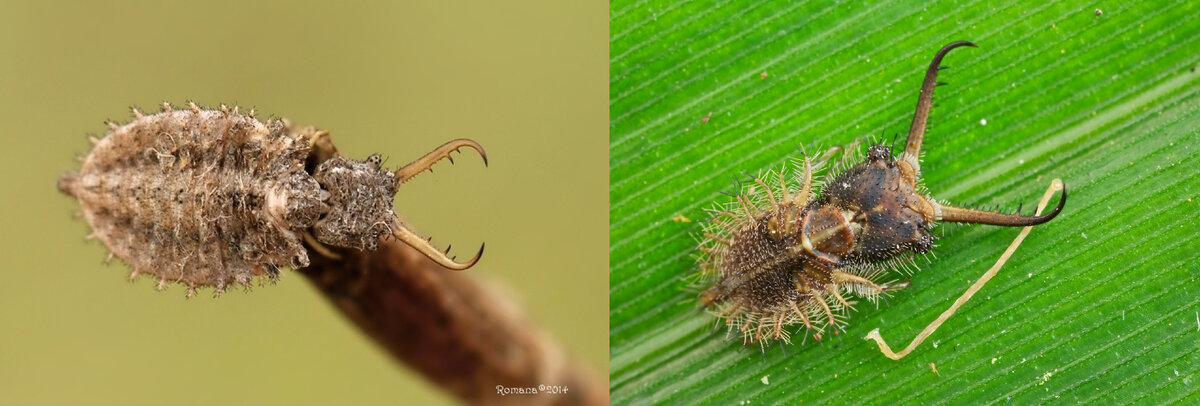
[610, 1, 1200, 404]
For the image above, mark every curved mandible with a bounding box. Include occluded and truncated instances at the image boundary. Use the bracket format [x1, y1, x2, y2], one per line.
[395, 138, 488, 187]
[392, 218, 485, 270]
[389, 138, 488, 270]
[936, 185, 1067, 226]
[901, 41, 978, 175]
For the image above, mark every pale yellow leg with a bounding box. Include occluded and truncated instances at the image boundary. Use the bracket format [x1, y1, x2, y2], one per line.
[832, 271, 902, 295]
[790, 302, 815, 330]
[827, 285, 854, 310]
[306, 129, 331, 148]
[302, 231, 344, 260]
[815, 294, 836, 326]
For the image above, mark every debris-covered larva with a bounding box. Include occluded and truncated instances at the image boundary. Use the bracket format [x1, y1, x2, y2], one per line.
[695, 41, 1067, 347]
[58, 102, 486, 297]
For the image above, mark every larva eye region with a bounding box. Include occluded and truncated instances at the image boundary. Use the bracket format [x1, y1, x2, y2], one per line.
[389, 139, 489, 271]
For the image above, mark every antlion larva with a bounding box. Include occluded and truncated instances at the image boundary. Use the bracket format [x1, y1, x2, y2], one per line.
[695, 41, 1067, 348]
[58, 102, 487, 297]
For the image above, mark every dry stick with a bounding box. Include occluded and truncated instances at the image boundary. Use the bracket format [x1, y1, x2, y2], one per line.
[863, 179, 1064, 360]
[301, 235, 607, 405]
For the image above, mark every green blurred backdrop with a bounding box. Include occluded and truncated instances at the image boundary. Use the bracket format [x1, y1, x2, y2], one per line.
[0, 1, 606, 405]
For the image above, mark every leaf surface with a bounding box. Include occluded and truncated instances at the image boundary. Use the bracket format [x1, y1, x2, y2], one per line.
[610, 1, 1200, 404]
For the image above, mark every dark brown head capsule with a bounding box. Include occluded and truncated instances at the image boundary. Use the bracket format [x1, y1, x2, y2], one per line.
[58, 102, 487, 297]
[696, 41, 1067, 346]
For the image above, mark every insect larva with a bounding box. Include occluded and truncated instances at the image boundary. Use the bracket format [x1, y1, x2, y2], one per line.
[58, 102, 486, 297]
[695, 41, 1067, 348]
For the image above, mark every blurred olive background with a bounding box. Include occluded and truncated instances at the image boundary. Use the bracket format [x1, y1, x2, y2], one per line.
[0, 1, 606, 405]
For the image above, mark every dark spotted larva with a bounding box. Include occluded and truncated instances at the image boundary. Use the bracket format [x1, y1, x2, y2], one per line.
[58, 102, 486, 297]
[695, 41, 1067, 347]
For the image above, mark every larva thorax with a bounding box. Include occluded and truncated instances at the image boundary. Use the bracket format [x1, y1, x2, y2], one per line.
[59, 102, 486, 297]
[816, 145, 937, 262]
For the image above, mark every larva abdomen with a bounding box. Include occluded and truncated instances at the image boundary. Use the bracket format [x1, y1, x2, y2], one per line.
[59, 105, 327, 294]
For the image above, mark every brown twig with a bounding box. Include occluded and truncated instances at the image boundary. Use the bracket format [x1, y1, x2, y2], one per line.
[301, 236, 607, 405]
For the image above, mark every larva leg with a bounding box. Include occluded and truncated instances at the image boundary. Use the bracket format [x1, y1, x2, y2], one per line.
[785, 139, 855, 223]
[790, 302, 816, 330]
[863, 179, 1063, 360]
[302, 231, 344, 260]
[812, 138, 862, 168]
[837, 139, 863, 168]
[827, 285, 855, 311]
[814, 293, 836, 326]
[307, 129, 332, 148]
[793, 157, 813, 207]
[832, 271, 900, 294]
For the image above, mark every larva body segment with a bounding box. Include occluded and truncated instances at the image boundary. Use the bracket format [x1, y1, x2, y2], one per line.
[59, 103, 486, 296]
[696, 41, 1067, 347]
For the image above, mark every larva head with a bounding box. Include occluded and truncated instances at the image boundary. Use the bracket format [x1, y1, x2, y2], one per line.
[821, 41, 1065, 266]
[314, 139, 489, 271]
[312, 154, 397, 251]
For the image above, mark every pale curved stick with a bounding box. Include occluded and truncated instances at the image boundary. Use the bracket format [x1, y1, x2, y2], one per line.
[395, 138, 488, 187]
[864, 178, 1063, 360]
